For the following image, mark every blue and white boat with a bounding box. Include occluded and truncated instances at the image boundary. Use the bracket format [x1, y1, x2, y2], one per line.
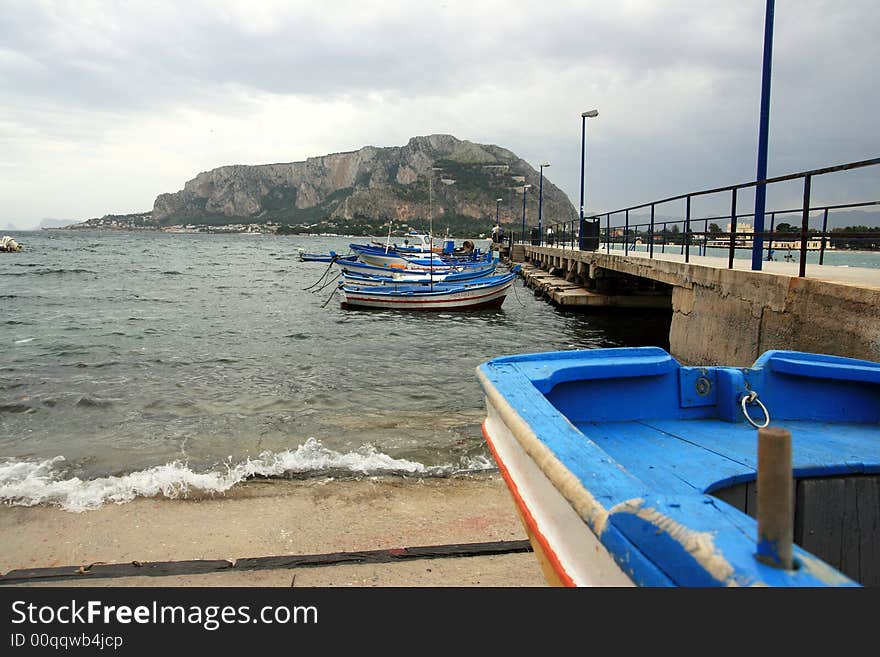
[340, 266, 497, 287]
[337, 256, 497, 281]
[340, 272, 515, 311]
[349, 244, 454, 269]
[297, 249, 357, 262]
[476, 347, 880, 587]
[349, 241, 493, 269]
[369, 231, 483, 261]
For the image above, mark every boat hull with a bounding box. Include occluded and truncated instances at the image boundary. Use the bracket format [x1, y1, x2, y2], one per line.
[339, 263, 497, 286]
[480, 405, 633, 586]
[340, 274, 514, 311]
[338, 257, 497, 281]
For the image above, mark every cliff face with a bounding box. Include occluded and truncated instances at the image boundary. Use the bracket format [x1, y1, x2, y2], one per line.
[151, 135, 576, 229]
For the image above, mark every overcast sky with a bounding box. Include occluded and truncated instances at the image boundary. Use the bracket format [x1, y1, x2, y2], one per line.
[2, 0, 878, 229]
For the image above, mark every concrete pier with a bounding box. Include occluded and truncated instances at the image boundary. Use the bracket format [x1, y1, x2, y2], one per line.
[518, 261, 670, 308]
[513, 245, 880, 366]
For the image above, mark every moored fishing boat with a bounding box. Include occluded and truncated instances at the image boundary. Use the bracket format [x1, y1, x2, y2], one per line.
[349, 240, 491, 269]
[367, 231, 482, 260]
[349, 244, 453, 269]
[298, 250, 357, 262]
[337, 255, 498, 280]
[340, 265, 497, 286]
[340, 272, 515, 310]
[476, 346, 880, 587]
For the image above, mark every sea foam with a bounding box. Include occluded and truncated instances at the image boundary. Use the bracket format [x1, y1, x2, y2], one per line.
[0, 438, 491, 512]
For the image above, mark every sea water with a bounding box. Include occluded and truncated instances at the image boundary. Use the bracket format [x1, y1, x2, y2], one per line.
[1, 230, 673, 510]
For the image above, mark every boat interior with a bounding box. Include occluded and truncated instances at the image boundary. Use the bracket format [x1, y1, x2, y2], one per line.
[494, 347, 880, 585]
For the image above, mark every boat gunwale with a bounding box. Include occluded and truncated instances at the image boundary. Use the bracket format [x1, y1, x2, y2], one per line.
[476, 348, 873, 587]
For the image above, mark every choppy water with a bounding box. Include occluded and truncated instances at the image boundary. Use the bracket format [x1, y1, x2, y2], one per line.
[0, 230, 676, 510]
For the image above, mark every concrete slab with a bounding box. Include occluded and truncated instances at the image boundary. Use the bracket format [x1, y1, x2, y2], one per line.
[0, 475, 547, 588]
[551, 288, 671, 307]
[519, 266, 668, 309]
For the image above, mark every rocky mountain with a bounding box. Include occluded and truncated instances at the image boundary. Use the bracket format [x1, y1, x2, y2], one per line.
[148, 135, 577, 235]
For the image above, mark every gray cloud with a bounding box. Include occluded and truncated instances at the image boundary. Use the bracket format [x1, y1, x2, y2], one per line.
[1, 0, 878, 228]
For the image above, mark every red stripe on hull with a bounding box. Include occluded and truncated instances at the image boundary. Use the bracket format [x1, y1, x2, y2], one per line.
[341, 296, 506, 311]
[481, 420, 576, 587]
[340, 283, 512, 310]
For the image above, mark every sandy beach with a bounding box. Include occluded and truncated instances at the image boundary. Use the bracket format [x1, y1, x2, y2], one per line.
[0, 474, 546, 587]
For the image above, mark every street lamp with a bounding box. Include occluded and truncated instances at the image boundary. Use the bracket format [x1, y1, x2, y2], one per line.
[580, 109, 599, 251]
[521, 184, 531, 243]
[538, 162, 550, 245]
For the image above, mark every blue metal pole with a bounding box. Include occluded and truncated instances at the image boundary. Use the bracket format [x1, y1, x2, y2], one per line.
[521, 187, 527, 244]
[752, 0, 775, 271]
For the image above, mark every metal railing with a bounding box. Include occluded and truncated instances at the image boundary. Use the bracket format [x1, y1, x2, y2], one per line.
[513, 157, 880, 277]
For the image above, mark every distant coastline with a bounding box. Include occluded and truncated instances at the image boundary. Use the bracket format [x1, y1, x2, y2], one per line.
[33, 224, 880, 251]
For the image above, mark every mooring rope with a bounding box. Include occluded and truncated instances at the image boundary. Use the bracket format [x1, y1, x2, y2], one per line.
[320, 282, 340, 308]
[508, 264, 528, 307]
[313, 272, 341, 294]
[302, 255, 338, 291]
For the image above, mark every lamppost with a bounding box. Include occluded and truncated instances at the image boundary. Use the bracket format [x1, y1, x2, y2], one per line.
[538, 162, 550, 245]
[521, 184, 531, 243]
[580, 109, 599, 249]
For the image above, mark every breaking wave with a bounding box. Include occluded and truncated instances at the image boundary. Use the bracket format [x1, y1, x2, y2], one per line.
[0, 438, 493, 513]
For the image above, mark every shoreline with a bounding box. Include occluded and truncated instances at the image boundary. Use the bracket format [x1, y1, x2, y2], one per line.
[0, 473, 546, 587]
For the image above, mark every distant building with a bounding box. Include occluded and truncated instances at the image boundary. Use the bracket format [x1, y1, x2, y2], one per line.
[708, 221, 826, 250]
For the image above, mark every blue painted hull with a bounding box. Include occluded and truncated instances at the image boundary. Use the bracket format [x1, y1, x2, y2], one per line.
[349, 243, 493, 268]
[337, 258, 498, 282]
[477, 347, 880, 586]
[298, 252, 357, 262]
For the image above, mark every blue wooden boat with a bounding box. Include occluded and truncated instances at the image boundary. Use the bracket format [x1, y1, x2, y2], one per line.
[476, 347, 880, 587]
[367, 231, 485, 261]
[340, 266, 497, 287]
[297, 249, 357, 262]
[340, 272, 515, 310]
[349, 242, 493, 269]
[337, 256, 498, 281]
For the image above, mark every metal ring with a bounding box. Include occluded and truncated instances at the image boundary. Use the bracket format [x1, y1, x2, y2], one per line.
[741, 391, 770, 429]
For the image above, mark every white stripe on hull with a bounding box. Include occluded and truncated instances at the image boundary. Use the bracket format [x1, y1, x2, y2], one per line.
[353, 252, 453, 270]
[481, 391, 633, 586]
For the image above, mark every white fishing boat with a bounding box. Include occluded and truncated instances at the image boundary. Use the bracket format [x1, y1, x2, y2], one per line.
[338, 255, 497, 280]
[340, 272, 515, 310]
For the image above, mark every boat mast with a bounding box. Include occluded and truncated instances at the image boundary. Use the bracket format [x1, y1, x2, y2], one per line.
[429, 172, 433, 290]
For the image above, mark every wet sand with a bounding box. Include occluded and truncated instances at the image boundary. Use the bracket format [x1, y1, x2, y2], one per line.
[0, 474, 546, 587]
